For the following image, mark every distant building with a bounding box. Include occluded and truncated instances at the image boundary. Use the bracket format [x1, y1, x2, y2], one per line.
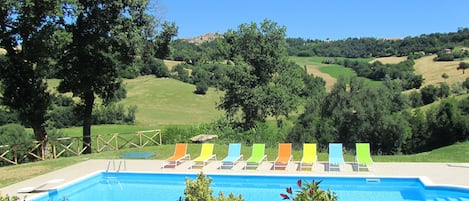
[382, 37, 401, 41]
[180, 32, 222, 44]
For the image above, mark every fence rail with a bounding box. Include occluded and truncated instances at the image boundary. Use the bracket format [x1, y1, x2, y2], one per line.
[0, 129, 161, 166]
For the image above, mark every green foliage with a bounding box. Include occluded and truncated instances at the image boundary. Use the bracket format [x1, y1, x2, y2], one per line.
[217, 19, 311, 130]
[154, 21, 179, 59]
[286, 28, 469, 58]
[463, 77, 469, 92]
[434, 52, 455, 61]
[182, 172, 244, 201]
[92, 103, 137, 125]
[0, 124, 31, 146]
[458, 62, 469, 73]
[0, 0, 60, 141]
[426, 98, 469, 149]
[172, 64, 191, 83]
[58, 0, 154, 153]
[0, 193, 21, 201]
[0, 108, 19, 125]
[0, 124, 32, 166]
[192, 68, 210, 94]
[141, 58, 169, 78]
[420, 85, 439, 105]
[281, 179, 338, 201]
[408, 91, 424, 108]
[46, 95, 136, 128]
[324, 58, 421, 90]
[290, 77, 413, 154]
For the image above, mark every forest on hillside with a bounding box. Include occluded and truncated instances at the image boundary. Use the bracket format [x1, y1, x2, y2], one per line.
[1, 0, 469, 162]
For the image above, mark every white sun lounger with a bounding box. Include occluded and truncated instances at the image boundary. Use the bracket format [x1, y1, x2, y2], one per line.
[17, 179, 65, 193]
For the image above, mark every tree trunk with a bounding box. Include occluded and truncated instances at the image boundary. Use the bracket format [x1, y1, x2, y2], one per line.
[82, 92, 95, 154]
[31, 122, 48, 159]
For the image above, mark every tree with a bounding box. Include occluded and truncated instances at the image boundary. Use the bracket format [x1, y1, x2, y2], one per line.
[192, 68, 210, 94]
[457, 62, 469, 74]
[59, 0, 153, 154]
[420, 85, 439, 105]
[0, 0, 64, 142]
[463, 77, 469, 92]
[154, 21, 178, 59]
[217, 19, 304, 129]
[438, 83, 451, 98]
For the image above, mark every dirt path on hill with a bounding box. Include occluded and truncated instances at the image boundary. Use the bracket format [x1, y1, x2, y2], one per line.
[305, 65, 336, 91]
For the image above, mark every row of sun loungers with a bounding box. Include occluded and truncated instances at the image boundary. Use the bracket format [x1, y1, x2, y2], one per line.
[162, 142, 373, 171]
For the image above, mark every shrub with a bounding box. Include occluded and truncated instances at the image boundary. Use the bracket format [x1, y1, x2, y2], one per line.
[182, 172, 244, 201]
[141, 57, 169, 78]
[92, 103, 136, 125]
[47, 106, 81, 128]
[0, 193, 21, 201]
[280, 179, 338, 201]
[0, 108, 19, 125]
[420, 85, 439, 105]
[0, 124, 32, 166]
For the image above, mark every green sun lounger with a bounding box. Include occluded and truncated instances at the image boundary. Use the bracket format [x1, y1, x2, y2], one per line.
[356, 143, 373, 171]
[245, 144, 267, 170]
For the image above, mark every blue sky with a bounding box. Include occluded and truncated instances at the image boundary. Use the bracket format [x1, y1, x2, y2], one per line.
[157, 0, 469, 40]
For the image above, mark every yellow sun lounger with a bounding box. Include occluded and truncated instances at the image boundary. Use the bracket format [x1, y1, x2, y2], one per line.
[191, 143, 216, 169]
[299, 143, 317, 171]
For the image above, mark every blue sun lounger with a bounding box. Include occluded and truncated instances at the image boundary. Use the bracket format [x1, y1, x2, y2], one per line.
[220, 143, 243, 169]
[328, 143, 344, 171]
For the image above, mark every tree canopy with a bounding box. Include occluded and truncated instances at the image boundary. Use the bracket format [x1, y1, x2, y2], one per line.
[216, 19, 319, 129]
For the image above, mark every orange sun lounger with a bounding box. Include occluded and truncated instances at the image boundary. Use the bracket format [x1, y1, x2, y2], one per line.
[273, 143, 292, 170]
[162, 143, 190, 168]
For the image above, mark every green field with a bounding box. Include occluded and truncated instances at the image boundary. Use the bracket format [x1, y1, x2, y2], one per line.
[290, 56, 382, 89]
[318, 65, 382, 88]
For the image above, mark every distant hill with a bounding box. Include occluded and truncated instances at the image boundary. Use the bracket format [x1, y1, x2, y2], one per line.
[179, 32, 222, 44]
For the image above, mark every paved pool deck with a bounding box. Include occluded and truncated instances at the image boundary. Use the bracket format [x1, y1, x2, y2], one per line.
[2, 159, 469, 199]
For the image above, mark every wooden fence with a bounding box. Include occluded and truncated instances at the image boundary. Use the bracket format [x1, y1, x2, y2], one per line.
[0, 130, 161, 166]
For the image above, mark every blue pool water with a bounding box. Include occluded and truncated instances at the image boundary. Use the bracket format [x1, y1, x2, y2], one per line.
[30, 172, 469, 201]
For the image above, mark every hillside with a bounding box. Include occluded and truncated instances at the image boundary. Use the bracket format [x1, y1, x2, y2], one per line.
[121, 76, 224, 126]
[292, 56, 469, 91]
[414, 55, 469, 87]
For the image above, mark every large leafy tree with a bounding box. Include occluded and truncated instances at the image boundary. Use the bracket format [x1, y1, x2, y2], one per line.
[217, 19, 304, 129]
[59, 0, 154, 154]
[0, 0, 63, 141]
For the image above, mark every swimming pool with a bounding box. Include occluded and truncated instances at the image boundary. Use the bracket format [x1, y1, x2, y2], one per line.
[29, 171, 469, 201]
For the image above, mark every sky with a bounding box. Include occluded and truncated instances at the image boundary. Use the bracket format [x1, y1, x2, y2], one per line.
[156, 0, 469, 40]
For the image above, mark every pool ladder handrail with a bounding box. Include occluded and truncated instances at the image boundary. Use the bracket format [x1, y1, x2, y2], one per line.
[106, 160, 126, 172]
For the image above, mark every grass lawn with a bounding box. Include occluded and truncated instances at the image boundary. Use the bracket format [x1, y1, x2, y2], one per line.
[121, 76, 224, 126]
[2, 141, 469, 188]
